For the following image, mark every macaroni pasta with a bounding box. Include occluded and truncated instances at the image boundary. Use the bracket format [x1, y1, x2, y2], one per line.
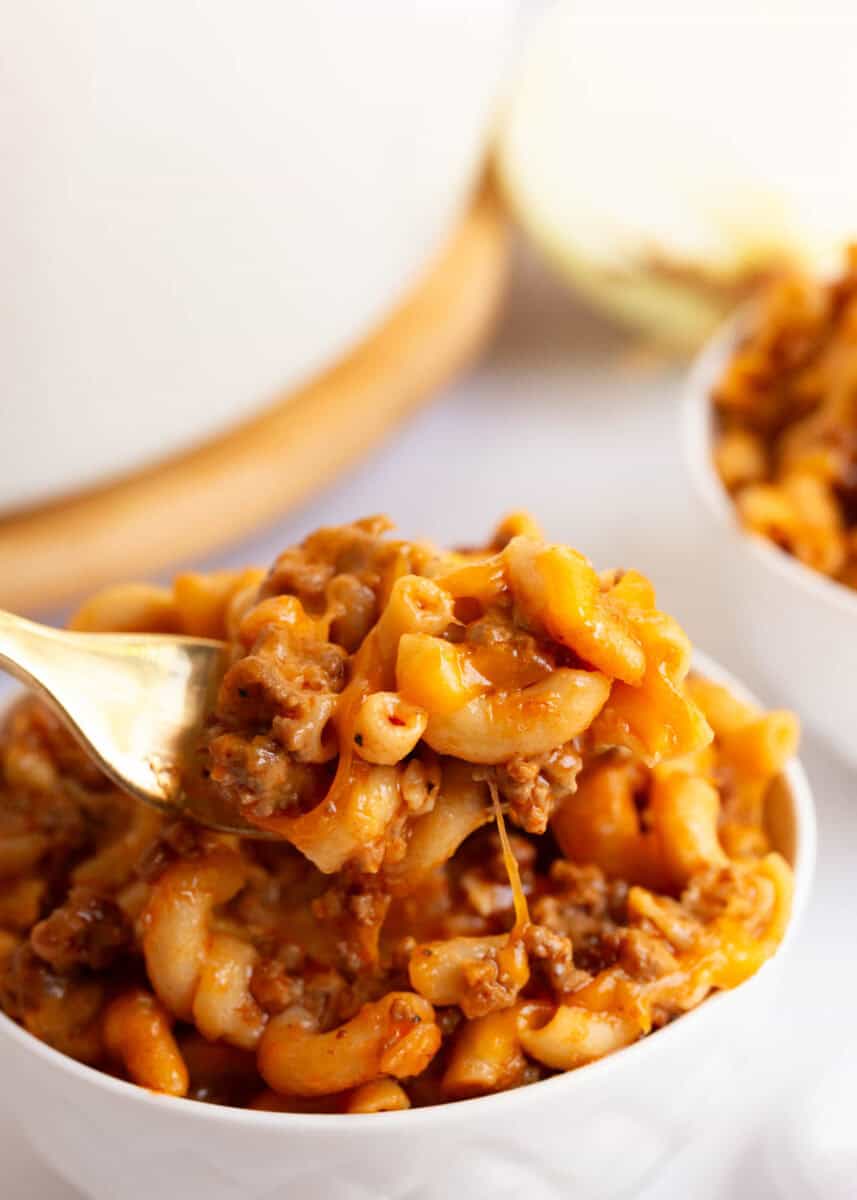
[713, 248, 857, 590]
[0, 515, 795, 1109]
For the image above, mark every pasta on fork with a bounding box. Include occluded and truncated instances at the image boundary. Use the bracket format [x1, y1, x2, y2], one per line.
[0, 514, 797, 1109]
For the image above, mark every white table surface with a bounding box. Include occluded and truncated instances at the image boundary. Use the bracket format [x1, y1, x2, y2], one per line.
[2, 248, 853, 1198]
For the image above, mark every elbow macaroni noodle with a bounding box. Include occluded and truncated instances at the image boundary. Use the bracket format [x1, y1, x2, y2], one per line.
[0, 515, 796, 1110]
[713, 247, 857, 591]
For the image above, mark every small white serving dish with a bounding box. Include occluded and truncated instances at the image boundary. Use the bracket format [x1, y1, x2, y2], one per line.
[0, 651, 815, 1200]
[682, 315, 857, 766]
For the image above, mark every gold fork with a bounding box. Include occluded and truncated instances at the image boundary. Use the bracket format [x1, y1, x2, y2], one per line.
[0, 609, 262, 835]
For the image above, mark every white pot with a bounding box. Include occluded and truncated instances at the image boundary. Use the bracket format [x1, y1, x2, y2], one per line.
[0, 650, 816, 1200]
[1, 1, 518, 512]
[682, 314, 857, 766]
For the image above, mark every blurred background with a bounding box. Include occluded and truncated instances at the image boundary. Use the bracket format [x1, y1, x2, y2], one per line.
[2, 2, 856, 1197]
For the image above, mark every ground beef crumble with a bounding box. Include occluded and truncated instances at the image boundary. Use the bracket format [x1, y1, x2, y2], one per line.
[29, 886, 130, 972]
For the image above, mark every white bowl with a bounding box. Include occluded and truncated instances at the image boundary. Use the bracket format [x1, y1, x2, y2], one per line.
[1, 2, 518, 513]
[0, 651, 815, 1200]
[682, 315, 857, 766]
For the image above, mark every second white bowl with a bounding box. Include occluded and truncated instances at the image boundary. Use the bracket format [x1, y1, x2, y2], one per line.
[682, 315, 857, 766]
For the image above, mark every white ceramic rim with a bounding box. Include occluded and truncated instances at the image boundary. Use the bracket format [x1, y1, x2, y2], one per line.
[0, 651, 817, 1132]
[681, 306, 857, 622]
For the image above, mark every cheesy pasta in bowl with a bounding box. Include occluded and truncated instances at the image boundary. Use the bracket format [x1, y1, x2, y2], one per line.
[0, 516, 814, 1200]
[684, 257, 857, 764]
